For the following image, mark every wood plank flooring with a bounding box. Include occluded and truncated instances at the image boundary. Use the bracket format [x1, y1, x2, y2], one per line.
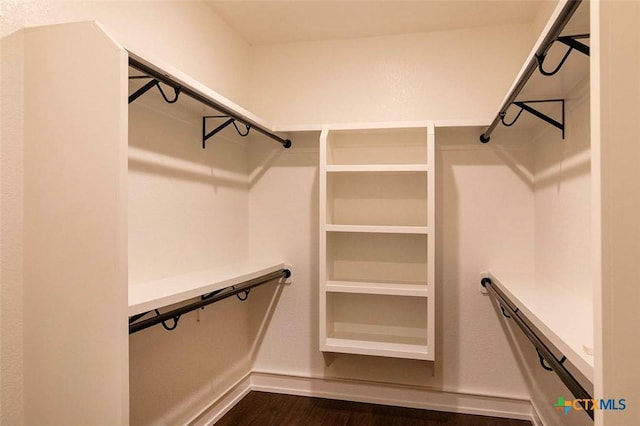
[216, 391, 532, 426]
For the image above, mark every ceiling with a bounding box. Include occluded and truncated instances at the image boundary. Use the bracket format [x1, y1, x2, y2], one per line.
[206, 1, 544, 46]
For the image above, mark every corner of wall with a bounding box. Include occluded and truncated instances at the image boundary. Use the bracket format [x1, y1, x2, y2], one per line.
[0, 27, 26, 426]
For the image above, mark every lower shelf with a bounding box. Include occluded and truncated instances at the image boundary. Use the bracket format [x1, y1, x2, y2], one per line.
[324, 292, 432, 360]
[488, 270, 593, 381]
[323, 337, 430, 360]
[325, 280, 428, 297]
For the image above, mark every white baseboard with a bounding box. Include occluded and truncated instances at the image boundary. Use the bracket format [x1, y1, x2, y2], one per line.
[192, 371, 538, 425]
[188, 373, 252, 426]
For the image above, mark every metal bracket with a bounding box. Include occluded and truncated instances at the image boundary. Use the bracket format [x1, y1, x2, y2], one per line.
[202, 116, 251, 149]
[536, 34, 590, 77]
[128, 77, 181, 104]
[501, 99, 565, 139]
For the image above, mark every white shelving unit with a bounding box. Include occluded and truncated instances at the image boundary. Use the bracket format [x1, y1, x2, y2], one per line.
[319, 125, 435, 360]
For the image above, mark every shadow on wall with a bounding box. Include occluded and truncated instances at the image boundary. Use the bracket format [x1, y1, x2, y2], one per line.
[433, 126, 534, 396]
[128, 89, 253, 184]
[245, 131, 321, 373]
[129, 298, 254, 425]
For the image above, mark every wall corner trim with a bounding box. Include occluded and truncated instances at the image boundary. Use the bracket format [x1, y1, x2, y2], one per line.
[191, 371, 536, 425]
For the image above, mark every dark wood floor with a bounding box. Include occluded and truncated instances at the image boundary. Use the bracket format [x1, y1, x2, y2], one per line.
[216, 391, 532, 426]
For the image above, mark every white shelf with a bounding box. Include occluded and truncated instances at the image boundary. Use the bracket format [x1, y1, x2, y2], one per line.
[128, 50, 275, 134]
[326, 280, 428, 297]
[324, 337, 430, 360]
[128, 261, 286, 316]
[488, 270, 594, 381]
[326, 164, 428, 173]
[325, 224, 429, 234]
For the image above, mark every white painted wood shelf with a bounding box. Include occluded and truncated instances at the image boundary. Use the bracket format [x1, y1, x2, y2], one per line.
[129, 261, 287, 316]
[488, 270, 594, 382]
[326, 164, 429, 173]
[325, 224, 429, 234]
[326, 280, 429, 297]
[324, 337, 429, 360]
[319, 125, 435, 361]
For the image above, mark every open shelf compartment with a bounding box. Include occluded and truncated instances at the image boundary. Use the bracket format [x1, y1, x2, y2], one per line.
[327, 171, 427, 227]
[326, 232, 428, 293]
[324, 292, 430, 360]
[327, 128, 428, 166]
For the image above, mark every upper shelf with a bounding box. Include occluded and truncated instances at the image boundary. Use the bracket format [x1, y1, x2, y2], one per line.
[517, 1, 590, 101]
[488, 269, 593, 382]
[127, 49, 291, 148]
[481, 0, 590, 141]
[128, 261, 287, 316]
[325, 224, 429, 234]
[326, 164, 429, 173]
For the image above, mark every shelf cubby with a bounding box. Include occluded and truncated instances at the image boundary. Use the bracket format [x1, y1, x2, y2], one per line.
[324, 292, 430, 360]
[327, 171, 427, 227]
[327, 128, 428, 166]
[326, 231, 428, 286]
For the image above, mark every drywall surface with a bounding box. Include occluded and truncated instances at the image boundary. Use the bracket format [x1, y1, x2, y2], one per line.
[0, 0, 251, 106]
[593, 1, 640, 424]
[248, 24, 534, 126]
[20, 23, 129, 425]
[0, 3, 252, 423]
[128, 91, 253, 424]
[248, 127, 534, 401]
[533, 86, 592, 338]
[520, 86, 593, 426]
[0, 29, 26, 426]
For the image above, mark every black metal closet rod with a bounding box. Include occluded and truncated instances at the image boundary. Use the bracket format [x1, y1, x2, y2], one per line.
[128, 56, 292, 149]
[481, 278, 594, 419]
[129, 268, 291, 334]
[480, 0, 583, 143]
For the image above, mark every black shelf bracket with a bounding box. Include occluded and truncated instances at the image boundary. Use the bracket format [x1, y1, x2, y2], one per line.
[202, 116, 252, 149]
[128, 77, 181, 105]
[500, 99, 565, 139]
[479, 0, 584, 143]
[481, 277, 593, 420]
[536, 34, 590, 77]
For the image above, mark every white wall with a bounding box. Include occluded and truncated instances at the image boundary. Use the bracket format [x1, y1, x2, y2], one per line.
[20, 23, 129, 425]
[0, 1, 252, 106]
[0, 27, 26, 426]
[0, 1, 563, 423]
[244, 18, 545, 407]
[1, 2, 252, 424]
[128, 88, 253, 425]
[247, 127, 534, 401]
[248, 24, 536, 126]
[534, 93, 591, 294]
[508, 84, 593, 426]
[592, 1, 640, 425]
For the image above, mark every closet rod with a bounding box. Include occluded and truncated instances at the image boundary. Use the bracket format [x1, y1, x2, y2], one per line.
[129, 268, 291, 334]
[479, 0, 582, 143]
[481, 278, 594, 419]
[128, 56, 292, 149]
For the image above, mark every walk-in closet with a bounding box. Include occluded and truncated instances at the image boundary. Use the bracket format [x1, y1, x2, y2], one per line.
[1, 0, 639, 425]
